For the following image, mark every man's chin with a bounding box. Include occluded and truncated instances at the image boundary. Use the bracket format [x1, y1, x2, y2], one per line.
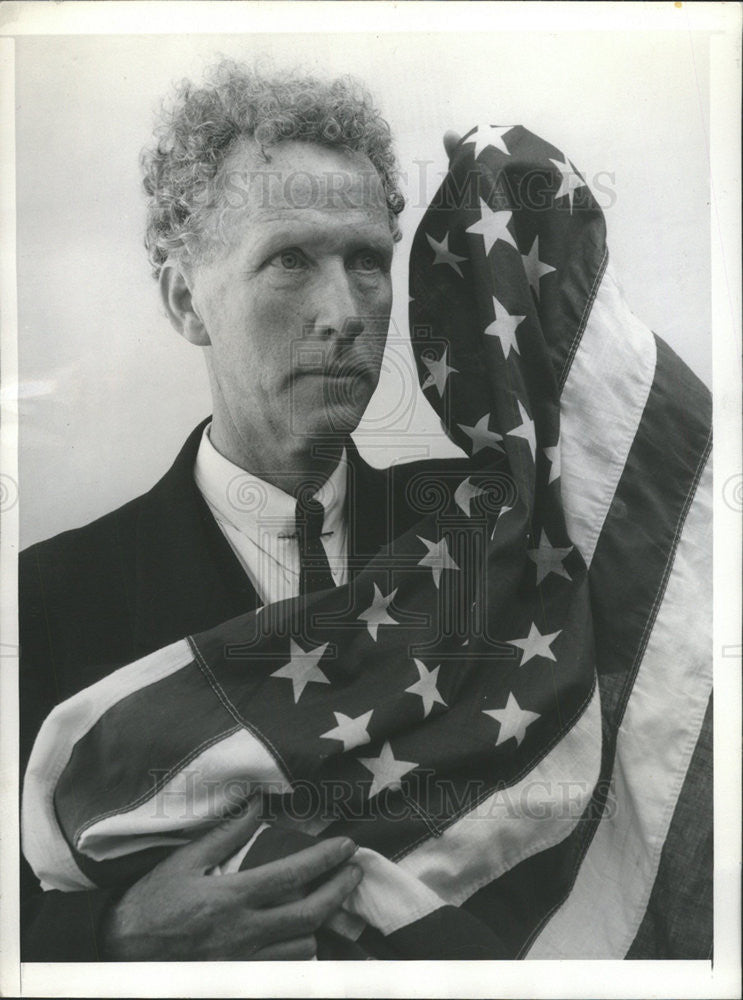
[294, 408, 365, 440]
[291, 405, 366, 440]
[289, 380, 374, 439]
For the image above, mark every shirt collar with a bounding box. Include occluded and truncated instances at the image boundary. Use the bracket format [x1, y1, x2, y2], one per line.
[193, 422, 347, 539]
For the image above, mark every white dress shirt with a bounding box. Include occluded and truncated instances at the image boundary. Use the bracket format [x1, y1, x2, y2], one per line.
[193, 423, 348, 605]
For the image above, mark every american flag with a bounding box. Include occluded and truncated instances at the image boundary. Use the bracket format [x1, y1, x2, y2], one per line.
[22, 124, 712, 958]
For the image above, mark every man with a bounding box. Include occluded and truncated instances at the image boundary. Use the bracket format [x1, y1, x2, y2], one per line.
[19, 62, 466, 960]
[20, 60, 713, 964]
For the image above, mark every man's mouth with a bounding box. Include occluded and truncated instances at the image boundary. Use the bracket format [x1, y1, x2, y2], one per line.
[295, 356, 374, 382]
[323, 365, 369, 381]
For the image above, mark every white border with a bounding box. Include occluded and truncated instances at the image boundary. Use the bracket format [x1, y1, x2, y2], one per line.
[1, 3, 740, 998]
[0, 0, 737, 35]
[710, 16, 743, 988]
[0, 32, 21, 1000]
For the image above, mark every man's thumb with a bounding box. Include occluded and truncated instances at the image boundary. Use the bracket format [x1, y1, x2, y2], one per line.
[173, 796, 263, 872]
[443, 130, 463, 161]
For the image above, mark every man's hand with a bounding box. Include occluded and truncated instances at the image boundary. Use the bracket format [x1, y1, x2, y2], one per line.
[102, 799, 362, 960]
[443, 130, 463, 161]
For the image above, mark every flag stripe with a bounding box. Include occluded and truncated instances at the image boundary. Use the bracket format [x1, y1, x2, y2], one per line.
[586, 335, 712, 681]
[79, 728, 291, 861]
[375, 902, 510, 959]
[55, 655, 238, 843]
[458, 808, 591, 956]
[21, 639, 192, 891]
[342, 847, 448, 936]
[526, 456, 712, 956]
[559, 264, 657, 568]
[557, 246, 608, 390]
[626, 694, 713, 958]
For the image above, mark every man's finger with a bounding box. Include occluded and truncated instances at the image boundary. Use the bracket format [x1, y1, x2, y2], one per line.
[443, 130, 463, 160]
[259, 863, 363, 940]
[169, 797, 264, 872]
[233, 836, 357, 905]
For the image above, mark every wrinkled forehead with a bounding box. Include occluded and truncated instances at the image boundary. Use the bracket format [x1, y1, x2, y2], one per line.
[218, 137, 390, 222]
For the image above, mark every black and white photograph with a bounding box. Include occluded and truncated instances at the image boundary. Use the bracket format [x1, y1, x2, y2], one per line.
[0, 2, 740, 997]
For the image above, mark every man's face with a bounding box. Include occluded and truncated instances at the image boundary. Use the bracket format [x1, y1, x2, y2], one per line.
[187, 139, 394, 456]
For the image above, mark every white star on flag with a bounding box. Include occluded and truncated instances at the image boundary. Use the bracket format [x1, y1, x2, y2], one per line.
[507, 400, 537, 460]
[464, 124, 515, 158]
[549, 156, 587, 214]
[507, 622, 562, 666]
[320, 709, 373, 752]
[457, 412, 504, 455]
[490, 504, 512, 540]
[521, 236, 556, 300]
[358, 740, 419, 799]
[484, 294, 526, 358]
[544, 440, 561, 484]
[357, 583, 399, 641]
[416, 535, 460, 589]
[421, 348, 458, 397]
[527, 530, 573, 585]
[405, 659, 447, 717]
[271, 640, 330, 703]
[466, 199, 518, 255]
[454, 476, 488, 516]
[425, 231, 467, 278]
[483, 692, 541, 747]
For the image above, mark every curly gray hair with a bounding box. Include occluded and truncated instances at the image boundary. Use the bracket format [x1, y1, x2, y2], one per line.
[141, 60, 405, 278]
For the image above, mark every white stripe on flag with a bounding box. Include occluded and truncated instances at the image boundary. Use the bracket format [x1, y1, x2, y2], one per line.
[22, 639, 194, 891]
[560, 265, 657, 567]
[527, 456, 712, 958]
[399, 681, 601, 907]
[80, 728, 292, 861]
[340, 846, 447, 937]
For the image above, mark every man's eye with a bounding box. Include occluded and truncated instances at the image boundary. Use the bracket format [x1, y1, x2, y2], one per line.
[350, 251, 383, 272]
[271, 249, 306, 270]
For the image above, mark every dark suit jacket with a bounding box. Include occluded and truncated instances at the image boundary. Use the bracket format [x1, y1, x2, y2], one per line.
[19, 419, 466, 960]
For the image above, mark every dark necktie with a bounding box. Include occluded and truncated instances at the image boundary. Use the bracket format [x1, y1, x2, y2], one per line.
[295, 494, 335, 595]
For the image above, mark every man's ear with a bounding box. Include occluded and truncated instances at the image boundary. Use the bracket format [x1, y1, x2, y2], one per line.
[158, 262, 211, 346]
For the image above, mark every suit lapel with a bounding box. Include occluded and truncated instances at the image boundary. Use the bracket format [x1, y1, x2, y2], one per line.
[132, 420, 259, 657]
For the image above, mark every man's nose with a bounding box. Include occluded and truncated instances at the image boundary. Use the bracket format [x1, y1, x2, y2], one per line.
[311, 266, 365, 340]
